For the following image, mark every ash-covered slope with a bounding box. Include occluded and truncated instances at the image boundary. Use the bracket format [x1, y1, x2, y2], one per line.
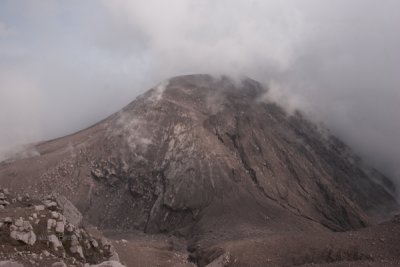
[0, 74, 397, 241]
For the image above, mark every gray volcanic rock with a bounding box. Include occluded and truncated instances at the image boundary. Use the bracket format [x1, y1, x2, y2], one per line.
[0, 261, 24, 267]
[0, 75, 398, 265]
[0, 188, 119, 266]
[53, 194, 83, 226]
[9, 218, 36, 246]
[83, 74, 397, 232]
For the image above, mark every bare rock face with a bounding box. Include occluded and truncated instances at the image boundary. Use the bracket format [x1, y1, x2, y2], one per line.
[68, 74, 396, 233]
[0, 74, 398, 265]
[53, 194, 83, 226]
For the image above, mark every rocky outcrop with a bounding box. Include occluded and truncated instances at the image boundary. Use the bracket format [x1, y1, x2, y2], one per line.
[0, 189, 120, 267]
[0, 188, 11, 210]
[9, 218, 36, 246]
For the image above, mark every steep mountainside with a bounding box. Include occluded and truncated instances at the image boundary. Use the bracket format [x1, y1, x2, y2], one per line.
[0, 74, 398, 266]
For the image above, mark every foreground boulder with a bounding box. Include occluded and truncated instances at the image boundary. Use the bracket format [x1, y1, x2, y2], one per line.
[0, 189, 120, 267]
[9, 218, 36, 246]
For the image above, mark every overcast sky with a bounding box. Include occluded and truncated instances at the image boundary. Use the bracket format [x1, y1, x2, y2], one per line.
[0, 1, 399, 182]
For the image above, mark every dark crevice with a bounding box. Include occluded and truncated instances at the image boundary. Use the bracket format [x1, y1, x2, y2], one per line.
[144, 170, 166, 232]
[226, 132, 260, 188]
[214, 127, 225, 143]
[144, 169, 198, 234]
[225, 118, 335, 231]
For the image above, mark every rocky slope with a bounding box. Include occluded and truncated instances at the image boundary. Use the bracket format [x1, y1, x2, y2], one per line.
[0, 74, 399, 266]
[0, 187, 122, 267]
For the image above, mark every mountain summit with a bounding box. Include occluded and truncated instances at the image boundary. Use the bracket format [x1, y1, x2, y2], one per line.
[1, 74, 399, 266]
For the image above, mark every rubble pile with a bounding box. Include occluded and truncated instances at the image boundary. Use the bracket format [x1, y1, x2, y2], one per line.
[0, 188, 125, 267]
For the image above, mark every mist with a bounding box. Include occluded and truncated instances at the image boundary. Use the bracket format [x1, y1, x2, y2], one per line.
[0, 1, 399, 182]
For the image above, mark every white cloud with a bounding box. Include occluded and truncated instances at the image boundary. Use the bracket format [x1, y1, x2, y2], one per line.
[99, 0, 305, 76]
